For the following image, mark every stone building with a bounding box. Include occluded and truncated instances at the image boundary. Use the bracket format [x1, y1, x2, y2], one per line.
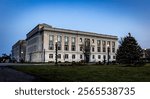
[142, 49, 150, 59]
[25, 23, 118, 62]
[12, 40, 26, 62]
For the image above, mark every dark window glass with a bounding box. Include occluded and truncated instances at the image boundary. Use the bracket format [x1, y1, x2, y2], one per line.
[58, 54, 61, 59]
[72, 54, 75, 59]
[98, 55, 101, 59]
[65, 54, 68, 59]
[49, 54, 53, 58]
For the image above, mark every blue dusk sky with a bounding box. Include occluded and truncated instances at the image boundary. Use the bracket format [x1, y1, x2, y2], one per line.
[0, 0, 150, 55]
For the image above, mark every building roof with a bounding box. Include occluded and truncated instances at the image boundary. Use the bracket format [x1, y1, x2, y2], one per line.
[39, 23, 52, 28]
[12, 40, 26, 48]
[27, 23, 118, 40]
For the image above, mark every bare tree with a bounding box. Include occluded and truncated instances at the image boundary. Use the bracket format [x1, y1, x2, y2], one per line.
[80, 38, 91, 63]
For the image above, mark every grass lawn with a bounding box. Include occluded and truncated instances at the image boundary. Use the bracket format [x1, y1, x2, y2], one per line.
[11, 64, 150, 82]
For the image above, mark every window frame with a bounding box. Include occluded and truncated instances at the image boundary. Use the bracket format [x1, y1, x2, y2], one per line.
[49, 54, 53, 59]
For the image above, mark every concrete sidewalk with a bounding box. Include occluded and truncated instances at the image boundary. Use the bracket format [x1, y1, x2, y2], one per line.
[0, 67, 36, 82]
[0, 63, 54, 66]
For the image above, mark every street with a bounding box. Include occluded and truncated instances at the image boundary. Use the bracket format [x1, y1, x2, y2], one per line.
[0, 63, 36, 82]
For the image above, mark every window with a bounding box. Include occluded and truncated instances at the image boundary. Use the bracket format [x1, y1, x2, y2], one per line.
[57, 35, 61, 42]
[72, 54, 75, 59]
[97, 47, 101, 52]
[49, 54, 53, 58]
[65, 54, 68, 59]
[103, 55, 106, 60]
[97, 40, 101, 46]
[50, 35, 53, 41]
[113, 56, 116, 59]
[72, 45, 76, 51]
[71, 37, 76, 51]
[80, 46, 83, 51]
[92, 47, 95, 52]
[98, 55, 101, 59]
[65, 36, 69, 42]
[58, 45, 61, 50]
[80, 38, 82, 42]
[85, 38, 90, 46]
[64, 36, 69, 51]
[102, 41, 106, 52]
[92, 39, 94, 43]
[49, 35, 54, 50]
[58, 54, 61, 59]
[112, 41, 115, 53]
[112, 48, 115, 53]
[97, 40, 101, 52]
[92, 55, 95, 59]
[80, 55, 82, 59]
[49, 44, 53, 50]
[64, 45, 69, 51]
[57, 35, 62, 50]
[72, 37, 75, 43]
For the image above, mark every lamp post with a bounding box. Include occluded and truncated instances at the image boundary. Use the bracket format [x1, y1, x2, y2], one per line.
[21, 51, 23, 58]
[43, 49, 45, 62]
[21, 51, 24, 63]
[144, 49, 147, 62]
[55, 40, 58, 65]
[107, 44, 110, 65]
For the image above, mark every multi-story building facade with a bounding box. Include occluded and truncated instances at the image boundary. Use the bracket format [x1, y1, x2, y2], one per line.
[26, 23, 118, 62]
[12, 40, 26, 62]
[142, 49, 150, 59]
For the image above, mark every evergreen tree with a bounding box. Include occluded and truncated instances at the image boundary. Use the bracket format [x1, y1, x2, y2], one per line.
[116, 33, 143, 64]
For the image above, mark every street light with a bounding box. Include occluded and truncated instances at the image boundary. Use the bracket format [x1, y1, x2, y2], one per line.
[55, 40, 58, 65]
[107, 44, 110, 65]
[144, 49, 146, 58]
[21, 51, 23, 57]
[21, 51, 23, 59]
[144, 49, 147, 62]
[20, 51, 24, 63]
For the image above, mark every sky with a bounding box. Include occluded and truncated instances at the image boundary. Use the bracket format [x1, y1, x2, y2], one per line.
[0, 0, 150, 55]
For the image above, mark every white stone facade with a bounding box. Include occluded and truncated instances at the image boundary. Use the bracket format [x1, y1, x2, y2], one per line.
[12, 40, 26, 62]
[26, 24, 118, 62]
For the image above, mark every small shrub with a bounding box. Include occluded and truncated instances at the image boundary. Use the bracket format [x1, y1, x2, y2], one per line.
[111, 61, 117, 65]
[65, 61, 69, 63]
[58, 61, 61, 63]
[134, 61, 146, 67]
[95, 61, 103, 65]
[48, 61, 54, 63]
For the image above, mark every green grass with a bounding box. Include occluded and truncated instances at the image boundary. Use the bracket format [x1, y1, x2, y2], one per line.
[11, 64, 150, 82]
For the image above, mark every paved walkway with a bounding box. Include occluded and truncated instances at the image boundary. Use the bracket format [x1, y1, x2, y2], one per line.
[0, 63, 50, 66]
[0, 63, 54, 66]
[0, 67, 36, 82]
